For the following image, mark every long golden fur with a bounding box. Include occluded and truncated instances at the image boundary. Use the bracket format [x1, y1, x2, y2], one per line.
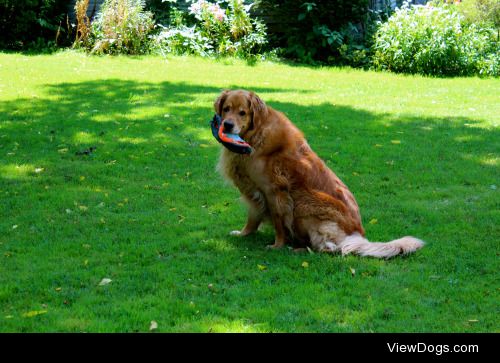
[215, 90, 424, 258]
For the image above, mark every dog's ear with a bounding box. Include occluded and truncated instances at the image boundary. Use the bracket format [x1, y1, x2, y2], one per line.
[214, 90, 230, 116]
[249, 92, 267, 130]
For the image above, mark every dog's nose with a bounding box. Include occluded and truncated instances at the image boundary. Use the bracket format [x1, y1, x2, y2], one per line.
[223, 120, 235, 133]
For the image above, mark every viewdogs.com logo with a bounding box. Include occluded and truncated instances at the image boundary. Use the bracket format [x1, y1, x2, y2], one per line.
[387, 343, 479, 355]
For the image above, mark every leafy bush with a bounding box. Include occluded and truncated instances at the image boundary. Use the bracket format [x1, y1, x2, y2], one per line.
[152, 0, 268, 59]
[154, 25, 213, 56]
[85, 0, 155, 54]
[457, 0, 500, 31]
[253, 0, 371, 65]
[0, 0, 69, 50]
[372, 1, 499, 76]
[144, 0, 178, 25]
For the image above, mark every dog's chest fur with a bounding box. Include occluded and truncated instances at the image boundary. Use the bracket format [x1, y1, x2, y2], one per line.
[217, 149, 261, 195]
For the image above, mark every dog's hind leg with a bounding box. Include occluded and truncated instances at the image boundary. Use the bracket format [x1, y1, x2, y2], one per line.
[305, 219, 347, 253]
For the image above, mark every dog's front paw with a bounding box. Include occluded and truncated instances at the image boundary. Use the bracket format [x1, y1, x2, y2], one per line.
[230, 230, 242, 236]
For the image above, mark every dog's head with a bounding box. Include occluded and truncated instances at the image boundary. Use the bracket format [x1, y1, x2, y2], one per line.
[214, 90, 267, 137]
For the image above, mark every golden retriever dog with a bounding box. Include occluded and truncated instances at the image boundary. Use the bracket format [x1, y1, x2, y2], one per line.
[215, 89, 424, 258]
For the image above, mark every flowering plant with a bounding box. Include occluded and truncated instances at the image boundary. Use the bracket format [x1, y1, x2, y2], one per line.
[153, 0, 267, 58]
[189, 0, 226, 22]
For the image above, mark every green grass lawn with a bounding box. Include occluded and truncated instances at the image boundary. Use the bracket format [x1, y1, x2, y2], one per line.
[0, 51, 498, 332]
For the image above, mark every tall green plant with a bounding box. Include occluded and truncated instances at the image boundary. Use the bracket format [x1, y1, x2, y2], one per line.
[88, 0, 155, 54]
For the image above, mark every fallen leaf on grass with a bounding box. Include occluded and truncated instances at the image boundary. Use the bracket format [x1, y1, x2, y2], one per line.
[391, 140, 401, 144]
[98, 278, 112, 286]
[22, 310, 47, 318]
[349, 267, 356, 277]
[257, 264, 267, 271]
[55, 287, 62, 292]
[301, 261, 309, 268]
[150, 321, 158, 331]
[12, 225, 18, 230]
[369, 218, 378, 225]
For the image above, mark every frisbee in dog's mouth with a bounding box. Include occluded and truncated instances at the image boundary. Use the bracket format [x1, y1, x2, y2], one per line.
[210, 114, 252, 154]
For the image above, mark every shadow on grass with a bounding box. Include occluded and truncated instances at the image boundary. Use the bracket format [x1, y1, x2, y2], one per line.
[0, 79, 498, 332]
[1, 78, 498, 250]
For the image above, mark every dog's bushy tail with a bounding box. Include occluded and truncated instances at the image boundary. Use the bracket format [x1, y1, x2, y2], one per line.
[339, 233, 424, 259]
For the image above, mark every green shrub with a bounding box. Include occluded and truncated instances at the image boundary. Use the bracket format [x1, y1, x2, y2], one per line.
[152, 0, 268, 59]
[87, 0, 155, 54]
[144, 0, 178, 25]
[253, 0, 371, 65]
[457, 0, 500, 30]
[372, 1, 499, 76]
[154, 25, 213, 56]
[0, 0, 69, 50]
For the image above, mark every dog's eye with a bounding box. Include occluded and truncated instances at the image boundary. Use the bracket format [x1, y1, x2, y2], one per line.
[223, 107, 230, 113]
[239, 111, 246, 116]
